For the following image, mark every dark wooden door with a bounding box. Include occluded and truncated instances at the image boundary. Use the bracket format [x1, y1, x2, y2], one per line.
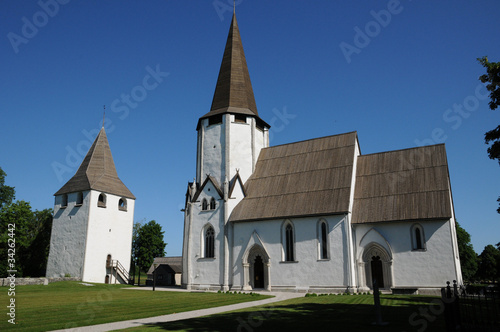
[371, 256, 384, 288]
[253, 255, 264, 288]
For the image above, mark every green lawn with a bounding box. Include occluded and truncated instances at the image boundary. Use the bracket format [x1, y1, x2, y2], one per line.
[124, 293, 447, 332]
[0, 281, 271, 331]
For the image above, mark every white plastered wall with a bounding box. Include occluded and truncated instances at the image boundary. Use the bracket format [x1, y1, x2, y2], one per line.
[231, 215, 350, 291]
[354, 220, 460, 290]
[82, 190, 134, 283]
[46, 191, 90, 278]
[185, 181, 224, 288]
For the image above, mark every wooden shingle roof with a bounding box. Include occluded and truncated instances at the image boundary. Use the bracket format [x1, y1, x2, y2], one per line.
[54, 128, 135, 199]
[198, 13, 268, 128]
[230, 132, 357, 222]
[352, 144, 452, 224]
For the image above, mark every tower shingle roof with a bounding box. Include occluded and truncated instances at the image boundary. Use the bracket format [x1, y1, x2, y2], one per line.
[54, 128, 135, 199]
[199, 13, 268, 127]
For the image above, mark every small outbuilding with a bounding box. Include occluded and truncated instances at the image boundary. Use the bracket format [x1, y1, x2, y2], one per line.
[146, 257, 182, 286]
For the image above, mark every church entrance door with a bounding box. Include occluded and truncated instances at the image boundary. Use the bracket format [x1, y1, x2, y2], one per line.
[371, 256, 384, 288]
[253, 255, 264, 289]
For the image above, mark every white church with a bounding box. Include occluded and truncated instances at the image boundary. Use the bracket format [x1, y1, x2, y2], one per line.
[46, 12, 462, 293]
[181, 13, 463, 294]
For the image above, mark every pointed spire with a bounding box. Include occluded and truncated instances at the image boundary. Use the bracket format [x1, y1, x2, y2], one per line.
[201, 12, 263, 122]
[54, 128, 135, 199]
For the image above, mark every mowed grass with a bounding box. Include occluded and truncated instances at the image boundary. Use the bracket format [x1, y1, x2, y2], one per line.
[126, 294, 447, 332]
[0, 281, 271, 332]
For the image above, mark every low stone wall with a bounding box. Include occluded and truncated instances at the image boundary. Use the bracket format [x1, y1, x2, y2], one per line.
[0, 277, 81, 286]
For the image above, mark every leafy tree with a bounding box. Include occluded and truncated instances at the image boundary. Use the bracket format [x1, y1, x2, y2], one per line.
[0, 167, 15, 208]
[477, 56, 500, 213]
[135, 220, 167, 279]
[476, 244, 500, 281]
[0, 168, 53, 277]
[24, 209, 53, 277]
[130, 221, 143, 285]
[455, 221, 478, 282]
[0, 200, 35, 277]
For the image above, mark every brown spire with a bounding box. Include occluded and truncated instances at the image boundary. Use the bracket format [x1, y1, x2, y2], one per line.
[54, 128, 135, 199]
[200, 13, 264, 123]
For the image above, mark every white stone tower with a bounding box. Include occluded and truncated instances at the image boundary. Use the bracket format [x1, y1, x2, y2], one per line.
[46, 127, 135, 284]
[182, 13, 270, 290]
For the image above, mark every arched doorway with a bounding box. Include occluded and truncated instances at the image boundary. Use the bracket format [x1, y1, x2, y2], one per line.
[360, 243, 392, 290]
[105, 275, 110, 284]
[243, 245, 271, 291]
[253, 255, 264, 288]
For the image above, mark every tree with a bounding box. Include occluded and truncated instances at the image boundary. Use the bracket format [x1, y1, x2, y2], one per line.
[476, 244, 500, 281]
[455, 221, 478, 282]
[130, 221, 143, 285]
[134, 220, 167, 280]
[477, 56, 500, 213]
[24, 209, 53, 277]
[0, 167, 53, 277]
[0, 167, 15, 208]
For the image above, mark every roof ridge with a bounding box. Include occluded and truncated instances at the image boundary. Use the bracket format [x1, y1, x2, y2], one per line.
[360, 143, 446, 157]
[262, 131, 358, 150]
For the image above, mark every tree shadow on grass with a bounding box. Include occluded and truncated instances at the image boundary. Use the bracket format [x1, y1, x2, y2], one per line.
[140, 297, 446, 332]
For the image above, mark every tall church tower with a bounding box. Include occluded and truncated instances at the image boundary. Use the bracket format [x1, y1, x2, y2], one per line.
[46, 127, 135, 284]
[182, 13, 269, 290]
[195, 13, 270, 187]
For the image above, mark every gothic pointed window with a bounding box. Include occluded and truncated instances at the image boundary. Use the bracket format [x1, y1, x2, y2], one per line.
[205, 226, 215, 258]
[411, 224, 426, 250]
[282, 221, 295, 262]
[319, 220, 329, 260]
[202, 198, 208, 211]
[210, 197, 216, 210]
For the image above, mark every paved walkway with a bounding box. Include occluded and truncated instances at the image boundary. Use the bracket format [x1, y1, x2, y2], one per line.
[51, 287, 303, 332]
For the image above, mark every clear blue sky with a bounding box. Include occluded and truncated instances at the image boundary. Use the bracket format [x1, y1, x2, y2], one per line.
[1, 1, 499, 257]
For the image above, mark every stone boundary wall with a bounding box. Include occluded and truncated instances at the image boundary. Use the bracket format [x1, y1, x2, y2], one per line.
[0, 277, 81, 286]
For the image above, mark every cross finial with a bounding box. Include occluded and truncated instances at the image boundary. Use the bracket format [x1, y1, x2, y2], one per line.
[102, 105, 106, 128]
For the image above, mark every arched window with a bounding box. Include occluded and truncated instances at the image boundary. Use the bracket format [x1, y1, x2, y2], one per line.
[205, 226, 215, 258]
[98, 193, 106, 208]
[319, 220, 329, 260]
[76, 192, 83, 205]
[202, 198, 208, 211]
[118, 198, 127, 211]
[282, 221, 295, 262]
[61, 194, 68, 208]
[411, 224, 426, 250]
[210, 197, 216, 210]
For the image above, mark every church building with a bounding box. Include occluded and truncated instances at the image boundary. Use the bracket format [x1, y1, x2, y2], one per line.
[181, 13, 463, 294]
[46, 127, 135, 284]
